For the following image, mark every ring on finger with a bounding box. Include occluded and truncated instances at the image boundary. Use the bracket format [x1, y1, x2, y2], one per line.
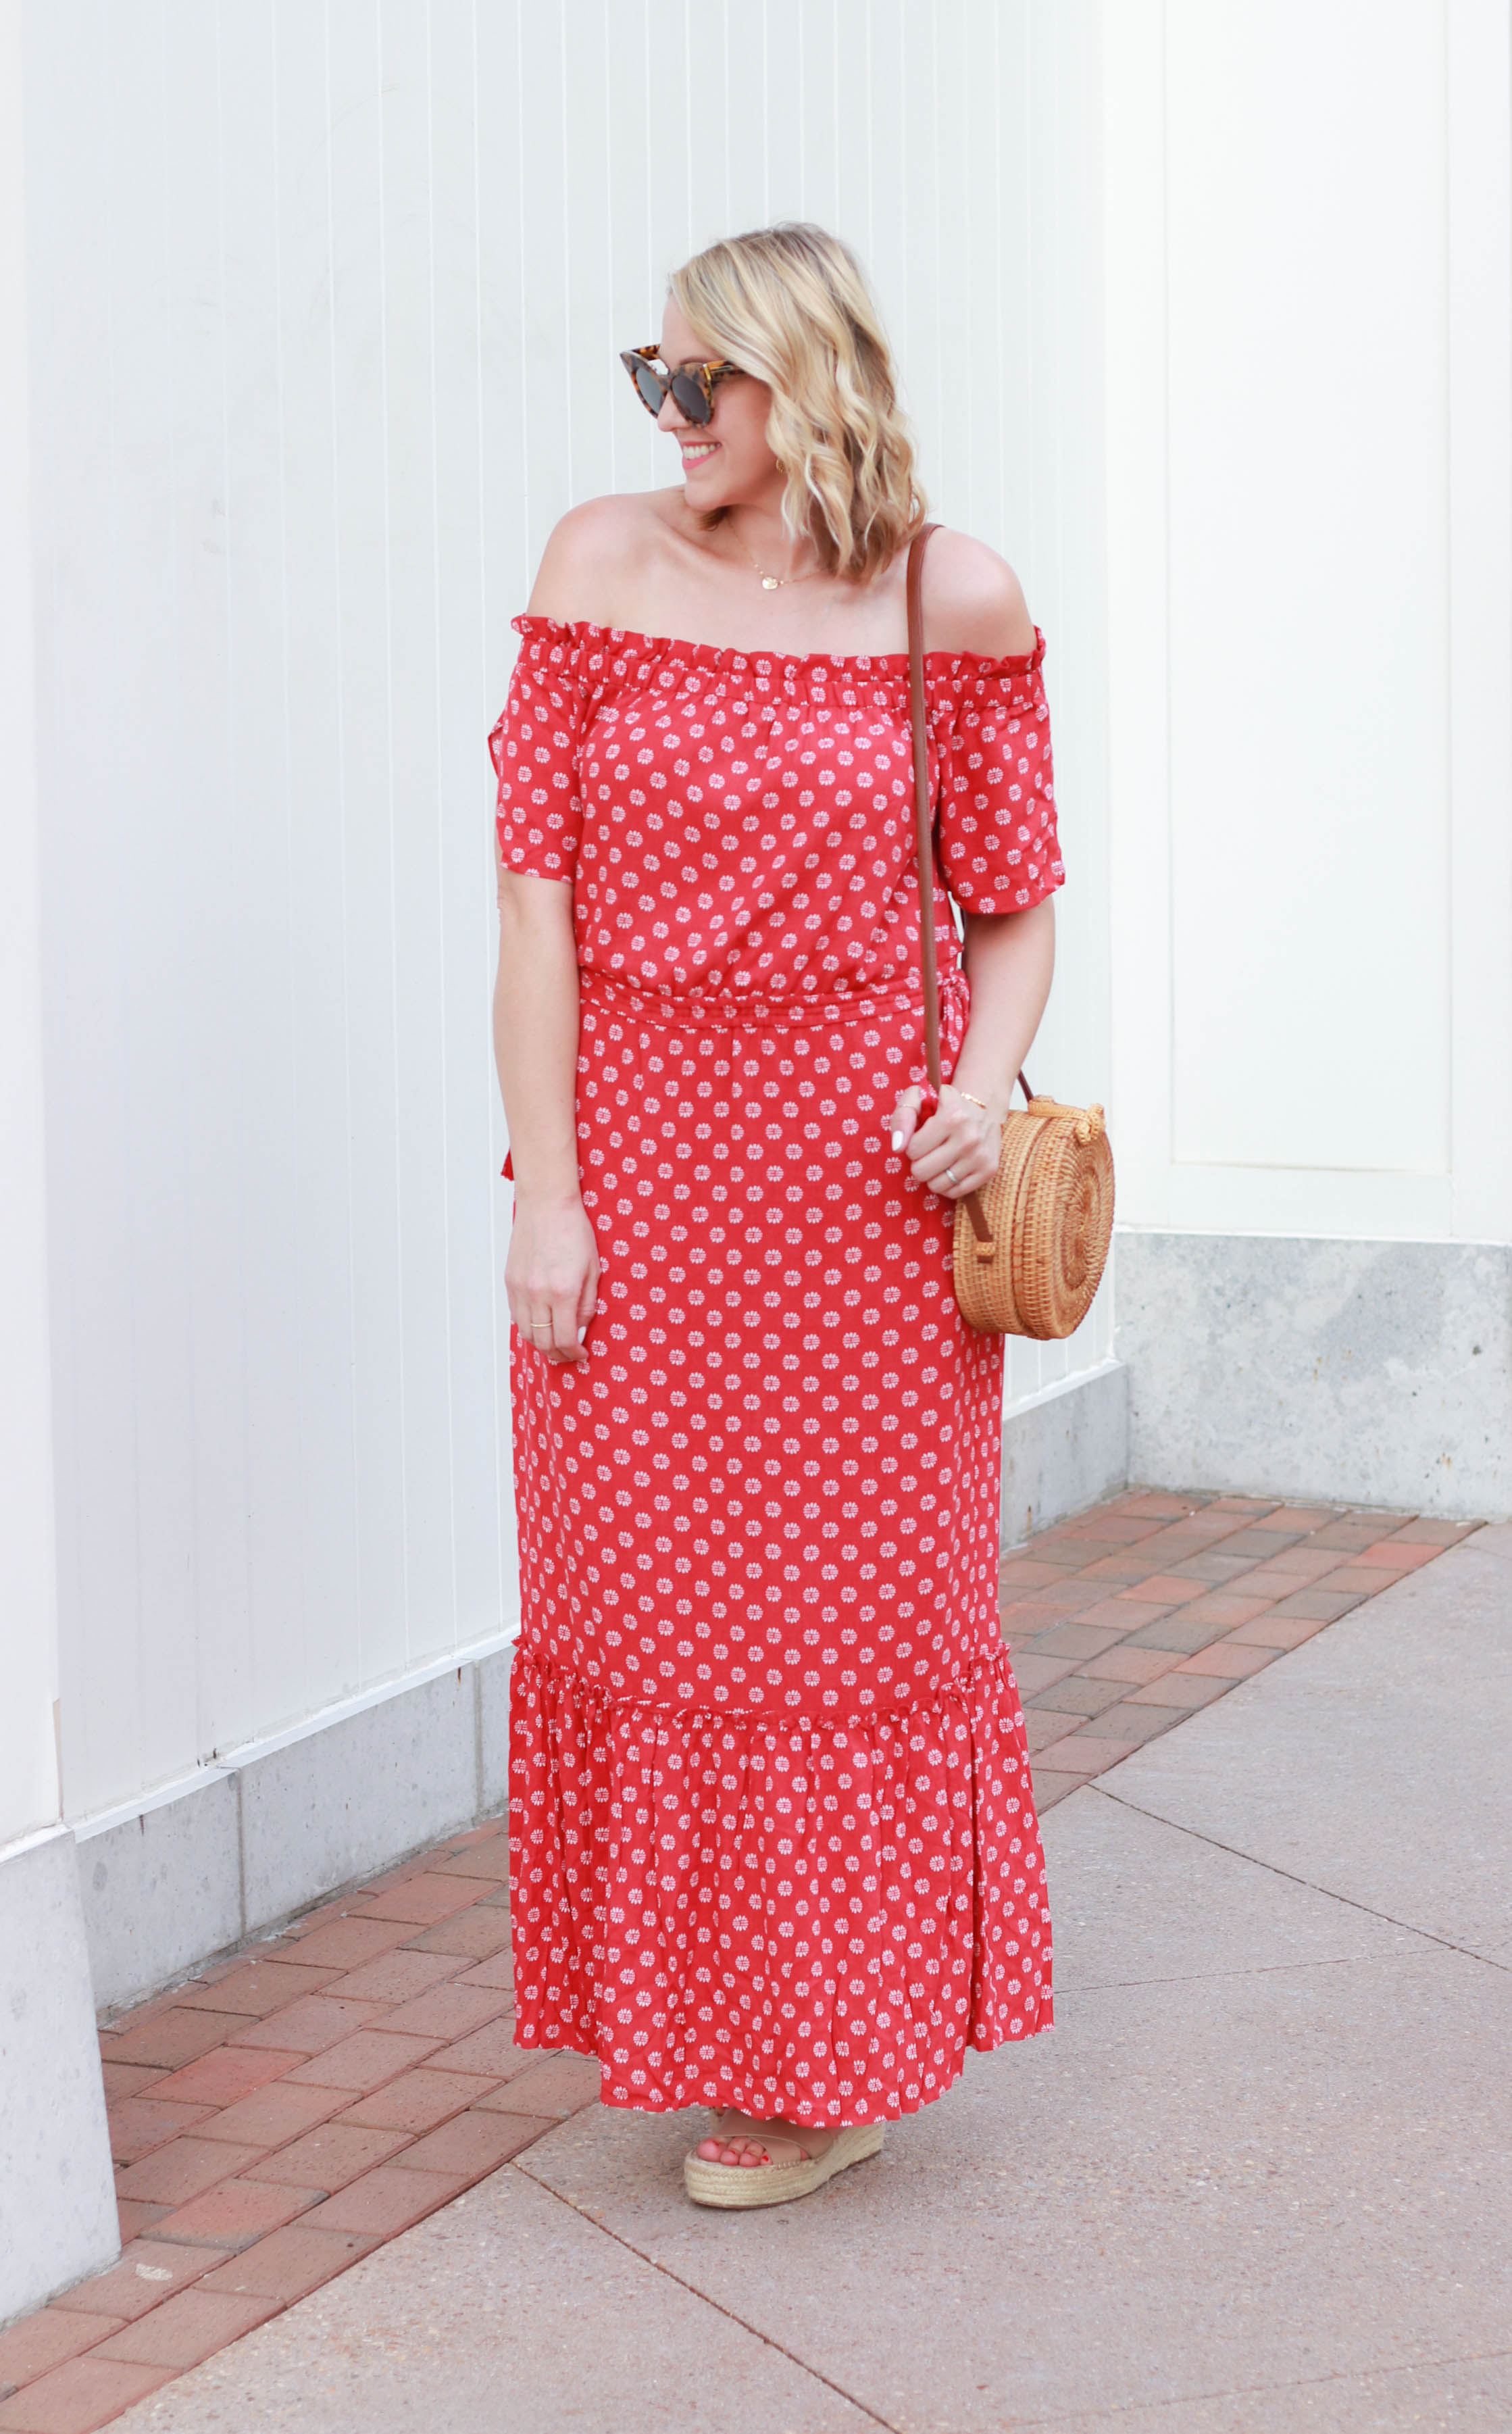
[945, 1165, 958, 1187]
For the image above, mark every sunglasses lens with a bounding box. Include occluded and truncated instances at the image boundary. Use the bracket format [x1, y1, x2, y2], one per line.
[670, 370, 712, 426]
[633, 363, 665, 415]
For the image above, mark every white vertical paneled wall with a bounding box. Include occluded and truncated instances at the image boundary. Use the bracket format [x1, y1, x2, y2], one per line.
[1, 0, 64, 1849]
[1105, 0, 1512, 1245]
[26, 0, 1109, 1824]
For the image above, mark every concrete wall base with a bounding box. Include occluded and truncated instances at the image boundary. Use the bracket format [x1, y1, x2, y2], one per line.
[76, 1642, 514, 2018]
[1116, 1233, 1512, 1520]
[1001, 1360, 1130, 1550]
[0, 1828, 118, 2324]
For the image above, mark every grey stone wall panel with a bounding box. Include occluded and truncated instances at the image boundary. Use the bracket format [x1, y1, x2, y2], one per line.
[1117, 1232, 1512, 1518]
[0, 1831, 118, 2321]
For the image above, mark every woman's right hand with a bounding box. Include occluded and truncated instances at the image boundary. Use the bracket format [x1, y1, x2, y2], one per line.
[505, 1192, 601, 1363]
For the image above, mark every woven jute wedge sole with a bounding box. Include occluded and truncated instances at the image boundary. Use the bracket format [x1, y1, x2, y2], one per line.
[683, 2118, 885, 2210]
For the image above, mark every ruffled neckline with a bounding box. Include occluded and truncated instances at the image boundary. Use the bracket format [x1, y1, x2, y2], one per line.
[511, 612, 1045, 683]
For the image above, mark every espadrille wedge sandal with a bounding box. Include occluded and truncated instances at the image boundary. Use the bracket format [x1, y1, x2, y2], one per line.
[683, 2111, 884, 2210]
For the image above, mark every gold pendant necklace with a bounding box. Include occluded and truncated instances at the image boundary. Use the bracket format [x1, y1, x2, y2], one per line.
[732, 529, 817, 589]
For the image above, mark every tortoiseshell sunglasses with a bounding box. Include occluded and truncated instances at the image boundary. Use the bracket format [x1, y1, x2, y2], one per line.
[620, 344, 744, 426]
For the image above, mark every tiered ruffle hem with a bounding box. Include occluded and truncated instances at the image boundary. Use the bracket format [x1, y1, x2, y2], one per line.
[508, 1639, 1053, 2127]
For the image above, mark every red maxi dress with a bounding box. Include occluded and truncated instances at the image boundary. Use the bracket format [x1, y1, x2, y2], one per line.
[490, 614, 1064, 2128]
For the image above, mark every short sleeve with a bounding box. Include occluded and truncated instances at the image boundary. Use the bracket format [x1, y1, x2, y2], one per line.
[489, 622, 590, 883]
[935, 635, 1064, 912]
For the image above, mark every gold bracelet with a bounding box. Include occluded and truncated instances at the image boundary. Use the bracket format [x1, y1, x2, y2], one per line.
[955, 1090, 988, 1112]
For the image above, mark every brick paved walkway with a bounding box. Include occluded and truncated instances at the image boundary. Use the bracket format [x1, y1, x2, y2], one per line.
[1001, 1490, 1479, 1808]
[0, 1490, 1482, 2433]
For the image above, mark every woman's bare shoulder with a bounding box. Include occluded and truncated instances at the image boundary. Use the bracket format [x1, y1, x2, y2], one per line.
[919, 528, 1036, 657]
[526, 490, 682, 623]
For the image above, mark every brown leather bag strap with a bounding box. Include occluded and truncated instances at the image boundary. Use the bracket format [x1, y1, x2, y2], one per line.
[906, 524, 1036, 1250]
[905, 524, 943, 1096]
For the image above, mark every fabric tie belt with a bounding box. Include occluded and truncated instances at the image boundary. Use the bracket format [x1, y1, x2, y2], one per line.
[578, 966, 967, 1035]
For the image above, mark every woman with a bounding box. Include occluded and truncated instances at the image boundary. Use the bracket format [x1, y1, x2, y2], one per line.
[490, 224, 1061, 2209]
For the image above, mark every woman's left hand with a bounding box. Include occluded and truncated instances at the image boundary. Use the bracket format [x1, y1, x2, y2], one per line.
[886, 1082, 1001, 1200]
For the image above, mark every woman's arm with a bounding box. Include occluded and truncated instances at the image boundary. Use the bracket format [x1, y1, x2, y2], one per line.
[494, 860, 599, 1361]
[888, 530, 1057, 1197]
[890, 901, 1056, 1198]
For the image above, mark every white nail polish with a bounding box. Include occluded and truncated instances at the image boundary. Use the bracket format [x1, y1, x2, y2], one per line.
[578, 1326, 587, 1343]
[890, 1133, 902, 1153]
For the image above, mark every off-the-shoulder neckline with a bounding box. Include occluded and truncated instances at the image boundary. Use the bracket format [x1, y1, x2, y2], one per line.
[511, 612, 1045, 676]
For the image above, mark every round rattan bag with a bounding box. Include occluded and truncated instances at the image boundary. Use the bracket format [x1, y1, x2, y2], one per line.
[952, 1076, 1115, 1339]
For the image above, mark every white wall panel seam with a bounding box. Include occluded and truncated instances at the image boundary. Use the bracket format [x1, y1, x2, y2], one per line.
[477, 0, 509, 1637]
[1446, 0, 1512, 1241]
[1159, 0, 1175, 1183]
[796, 0, 804, 216]
[1103, 0, 1172, 1231]
[376, 3, 411, 1663]
[324, 0, 362, 1694]
[40, 82, 79, 1824]
[514, 3, 530, 567]
[0, 0, 66, 1838]
[863, 0, 873, 259]
[559, 5, 573, 487]
[762, 0, 769, 221]
[269, 0, 307, 1711]
[213, 0, 247, 1766]
[426, 0, 460, 1630]
[644, 3, 654, 299]
[1439, 0, 1454, 1189]
[130, 0, 161, 1794]
[832, 2, 840, 245]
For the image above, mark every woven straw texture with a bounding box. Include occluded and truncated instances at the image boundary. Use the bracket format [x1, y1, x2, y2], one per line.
[953, 1098, 1115, 1339]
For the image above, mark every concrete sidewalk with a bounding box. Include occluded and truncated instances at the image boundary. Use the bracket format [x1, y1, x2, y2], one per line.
[116, 1526, 1512, 2433]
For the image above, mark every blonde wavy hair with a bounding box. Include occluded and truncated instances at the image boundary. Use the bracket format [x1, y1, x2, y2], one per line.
[669, 223, 924, 583]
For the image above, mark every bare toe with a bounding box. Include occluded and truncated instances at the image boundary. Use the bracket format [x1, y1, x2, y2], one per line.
[695, 2132, 773, 2168]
